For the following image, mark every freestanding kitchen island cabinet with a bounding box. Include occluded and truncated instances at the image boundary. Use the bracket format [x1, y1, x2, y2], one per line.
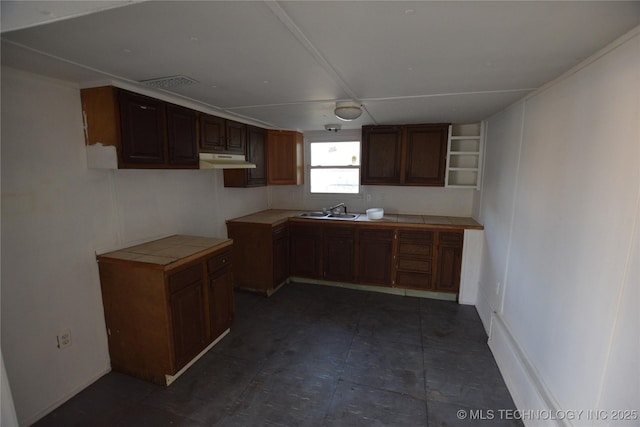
[96, 235, 234, 385]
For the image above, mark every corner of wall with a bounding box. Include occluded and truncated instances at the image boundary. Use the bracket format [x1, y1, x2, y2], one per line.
[489, 314, 567, 427]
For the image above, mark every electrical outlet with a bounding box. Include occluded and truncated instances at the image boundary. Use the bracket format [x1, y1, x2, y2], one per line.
[57, 330, 71, 349]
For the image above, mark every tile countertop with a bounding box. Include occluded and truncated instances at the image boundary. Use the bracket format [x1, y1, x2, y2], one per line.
[227, 209, 483, 230]
[96, 235, 233, 269]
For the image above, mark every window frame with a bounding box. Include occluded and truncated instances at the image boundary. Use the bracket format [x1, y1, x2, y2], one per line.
[305, 129, 364, 200]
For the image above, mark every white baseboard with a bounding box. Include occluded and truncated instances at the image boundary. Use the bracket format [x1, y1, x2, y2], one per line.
[489, 313, 568, 427]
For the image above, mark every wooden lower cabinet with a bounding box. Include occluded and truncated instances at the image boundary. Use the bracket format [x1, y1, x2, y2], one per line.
[169, 264, 207, 370]
[97, 236, 234, 385]
[393, 229, 463, 294]
[226, 222, 289, 295]
[289, 223, 322, 279]
[434, 231, 463, 292]
[229, 218, 465, 297]
[207, 250, 235, 339]
[273, 224, 290, 286]
[395, 229, 435, 290]
[357, 228, 394, 287]
[323, 225, 356, 282]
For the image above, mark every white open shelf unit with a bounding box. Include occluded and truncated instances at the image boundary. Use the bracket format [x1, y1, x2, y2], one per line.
[445, 122, 485, 189]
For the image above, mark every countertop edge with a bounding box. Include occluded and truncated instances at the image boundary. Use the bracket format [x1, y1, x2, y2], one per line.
[96, 238, 234, 271]
[227, 209, 483, 230]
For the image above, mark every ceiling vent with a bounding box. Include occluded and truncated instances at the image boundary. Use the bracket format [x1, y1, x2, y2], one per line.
[141, 75, 198, 89]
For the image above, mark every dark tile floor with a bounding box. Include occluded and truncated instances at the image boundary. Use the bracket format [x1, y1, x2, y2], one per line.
[35, 283, 522, 426]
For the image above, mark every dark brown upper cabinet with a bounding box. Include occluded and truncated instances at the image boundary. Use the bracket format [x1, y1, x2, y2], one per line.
[361, 123, 449, 186]
[166, 103, 198, 166]
[198, 114, 225, 152]
[224, 125, 267, 187]
[404, 125, 449, 185]
[199, 113, 246, 154]
[81, 86, 198, 169]
[119, 90, 166, 165]
[361, 125, 403, 185]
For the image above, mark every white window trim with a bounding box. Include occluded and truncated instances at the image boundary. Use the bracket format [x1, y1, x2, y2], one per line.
[304, 129, 365, 201]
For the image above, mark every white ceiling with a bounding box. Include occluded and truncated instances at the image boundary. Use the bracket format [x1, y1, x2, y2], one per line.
[2, 1, 639, 131]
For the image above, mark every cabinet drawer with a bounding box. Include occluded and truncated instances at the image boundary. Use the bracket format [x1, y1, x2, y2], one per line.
[398, 230, 434, 242]
[398, 241, 433, 257]
[397, 258, 432, 273]
[169, 264, 203, 294]
[396, 271, 432, 289]
[207, 250, 232, 273]
[439, 232, 463, 245]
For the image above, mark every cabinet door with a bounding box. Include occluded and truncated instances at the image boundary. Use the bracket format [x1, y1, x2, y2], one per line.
[225, 120, 246, 154]
[272, 224, 290, 285]
[223, 125, 267, 187]
[404, 125, 448, 186]
[169, 264, 207, 370]
[361, 125, 402, 185]
[199, 113, 226, 152]
[434, 232, 463, 293]
[207, 250, 234, 339]
[267, 130, 304, 185]
[357, 228, 393, 287]
[289, 223, 322, 278]
[246, 126, 267, 186]
[166, 103, 198, 166]
[118, 90, 166, 165]
[323, 225, 355, 282]
[208, 266, 234, 340]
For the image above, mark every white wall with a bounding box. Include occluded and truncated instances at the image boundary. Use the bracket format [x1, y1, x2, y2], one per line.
[0, 67, 269, 425]
[269, 129, 477, 217]
[476, 28, 639, 425]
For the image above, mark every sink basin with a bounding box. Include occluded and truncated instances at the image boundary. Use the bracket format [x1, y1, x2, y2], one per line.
[298, 212, 329, 218]
[297, 212, 360, 220]
[327, 213, 360, 220]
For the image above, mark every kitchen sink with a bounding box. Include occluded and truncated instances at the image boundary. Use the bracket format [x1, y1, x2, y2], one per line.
[327, 213, 360, 220]
[298, 212, 328, 218]
[297, 212, 360, 220]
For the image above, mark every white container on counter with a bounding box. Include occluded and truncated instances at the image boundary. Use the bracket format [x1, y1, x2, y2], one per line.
[366, 208, 384, 219]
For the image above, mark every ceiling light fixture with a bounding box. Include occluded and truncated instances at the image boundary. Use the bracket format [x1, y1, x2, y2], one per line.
[334, 101, 362, 121]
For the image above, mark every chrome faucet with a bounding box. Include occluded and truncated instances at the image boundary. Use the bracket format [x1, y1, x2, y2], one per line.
[324, 202, 347, 215]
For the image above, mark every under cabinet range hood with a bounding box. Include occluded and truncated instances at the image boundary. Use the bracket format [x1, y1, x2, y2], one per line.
[198, 153, 256, 169]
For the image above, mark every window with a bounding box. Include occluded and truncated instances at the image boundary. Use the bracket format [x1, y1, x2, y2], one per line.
[309, 140, 360, 194]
